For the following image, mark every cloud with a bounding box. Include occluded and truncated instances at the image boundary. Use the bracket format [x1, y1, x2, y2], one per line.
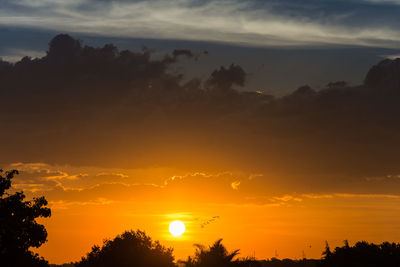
[96, 172, 128, 178]
[272, 195, 303, 203]
[302, 193, 400, 200]
[8, 160, 400, 210]
[248, 174, 263, 180]
[383, 54, 400, 60]
[2, 35, 400, 197]
[0, 48, 45, 62]
[5, 162, 251, 206]
[5, 162, 155, 196]
[231, 180, 240, 190]
[5, 161, 306, 207]
[301, 194, 334, 199]
[334, 193, 400, 199]
[49, 198, 115, 210]
[1, 0, 400, 48]
[363, 0, 400, 4]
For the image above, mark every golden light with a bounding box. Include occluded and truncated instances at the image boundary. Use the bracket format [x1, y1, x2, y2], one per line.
[169, 220, 186, 237]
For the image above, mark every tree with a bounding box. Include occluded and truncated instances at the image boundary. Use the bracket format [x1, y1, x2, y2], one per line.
[321, 241, 331, 260]
[75, 230, 175, 267]
[0, 169, 51, 267]
[319, 241, 400, 267]
[182, 239, 240, 267]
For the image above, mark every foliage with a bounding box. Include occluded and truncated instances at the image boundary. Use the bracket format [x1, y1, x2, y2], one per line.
[321, 241, 331, 260]
[0, 169, 51, 267]
[182, 239, 240, 267]
[253, 259, 318, 267]
[319, 240, 400, 267]
[75, 230, 175, 267]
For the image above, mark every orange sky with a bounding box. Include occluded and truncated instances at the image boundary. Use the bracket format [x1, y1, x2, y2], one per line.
[7, 162, 400, 264]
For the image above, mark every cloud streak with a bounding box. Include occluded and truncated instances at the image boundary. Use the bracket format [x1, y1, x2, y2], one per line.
[1, 0, 400, 48]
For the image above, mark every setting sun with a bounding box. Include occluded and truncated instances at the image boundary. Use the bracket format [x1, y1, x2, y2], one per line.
[169, 220, 186, 237]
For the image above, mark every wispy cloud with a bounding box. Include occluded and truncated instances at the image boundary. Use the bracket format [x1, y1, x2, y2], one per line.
[302, 193, 400, 200]
[363, 0, 400, 4]
[231, 180, 241, 190]
[48, 198, 115, 210]
[1, 0, 400, 47]
[382, 54, 400, 60]
[8, 161, 400, 211]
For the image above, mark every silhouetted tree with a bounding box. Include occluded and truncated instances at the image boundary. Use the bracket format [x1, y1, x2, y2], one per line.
[182, 239, 239, 267]
[0, 169, 51, 267]
[321, 241, 331, 260]
[75, 230, 175, 267]
[319, 241, 400, 267]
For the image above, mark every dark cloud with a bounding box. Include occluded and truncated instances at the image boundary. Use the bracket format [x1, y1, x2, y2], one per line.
[2, 34, 400, 193]
[172, 49, 195, 60]
[365, 58, 400, 89]
[206, 64, 246, 91]
[2, 26, 399, 94]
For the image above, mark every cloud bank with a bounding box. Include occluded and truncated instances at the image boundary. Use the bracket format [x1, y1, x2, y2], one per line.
[2, 34, 400, 195]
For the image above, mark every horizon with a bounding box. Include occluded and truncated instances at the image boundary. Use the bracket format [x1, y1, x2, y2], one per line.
[2, 1, 400, 266]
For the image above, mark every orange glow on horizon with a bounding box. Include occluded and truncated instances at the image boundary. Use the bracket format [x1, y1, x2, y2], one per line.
[11, 163, 400, 265]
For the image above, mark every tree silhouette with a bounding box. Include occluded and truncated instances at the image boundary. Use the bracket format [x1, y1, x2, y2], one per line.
[0, 169, 51, 267]
[321, 241, 331, 260]
[319, 241, 400, 267]
[182, 239, 239, 267]
[75, 230, 175, 267]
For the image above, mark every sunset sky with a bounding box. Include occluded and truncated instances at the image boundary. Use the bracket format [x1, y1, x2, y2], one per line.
[2, 0, 400, 265]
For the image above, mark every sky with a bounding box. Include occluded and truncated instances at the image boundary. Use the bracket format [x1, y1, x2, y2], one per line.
[2, 0, 400, 47]
[2, 0, 400, 93]
[1, 0, 400, 264]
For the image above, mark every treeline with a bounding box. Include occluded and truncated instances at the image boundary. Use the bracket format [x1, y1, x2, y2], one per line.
[320, 240, 400, 267]
[49, 231, 400, 267]
[50, 230, 319, 267]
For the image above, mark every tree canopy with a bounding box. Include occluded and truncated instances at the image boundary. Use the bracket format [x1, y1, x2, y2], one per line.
[0, 169, 51, 267]
[182, 239, 240, 267]
[75, 230, 175, 267]
[320, 241, 400, 267]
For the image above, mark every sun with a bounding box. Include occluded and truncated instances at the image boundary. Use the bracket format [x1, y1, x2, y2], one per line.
[169, 220, 185, 237]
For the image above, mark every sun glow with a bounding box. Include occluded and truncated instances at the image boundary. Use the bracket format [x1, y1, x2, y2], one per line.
[169, 220, 186, 237]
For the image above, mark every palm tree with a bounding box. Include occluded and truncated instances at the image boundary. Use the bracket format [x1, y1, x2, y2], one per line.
[182, 239, 239, 267]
